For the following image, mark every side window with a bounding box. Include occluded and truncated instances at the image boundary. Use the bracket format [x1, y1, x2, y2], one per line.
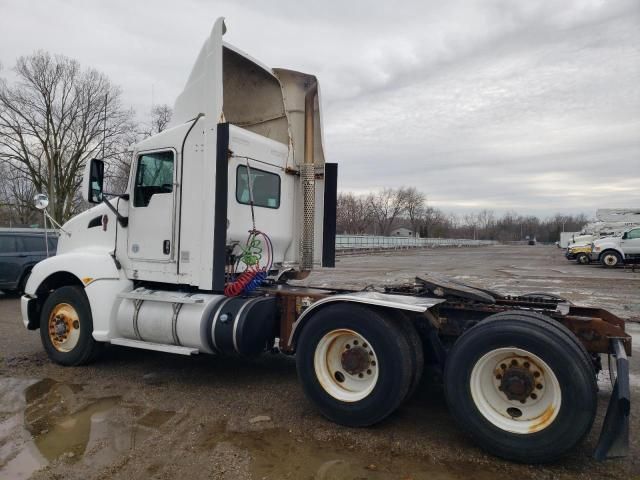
[48, 237, 58, 252]
[21, 235, 47, 252]
[627, 229, 640, 240]
[0, 235, 18, 254]
[236, 165, 281, 209]
[133, 151, 175, 207]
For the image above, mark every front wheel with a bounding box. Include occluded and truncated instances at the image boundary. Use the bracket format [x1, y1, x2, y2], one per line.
[576, 253, 590, 265]
[296, 304, 413, 427]
[39, 285, 102, 366]
[444, 315, 597, 463]
[600, 251, 622, 268]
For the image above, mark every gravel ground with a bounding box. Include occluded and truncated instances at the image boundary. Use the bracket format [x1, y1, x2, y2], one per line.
[0, 244, 638, 479]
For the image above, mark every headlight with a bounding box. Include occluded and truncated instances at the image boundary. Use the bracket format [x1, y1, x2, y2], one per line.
[594, 246, 601, 252]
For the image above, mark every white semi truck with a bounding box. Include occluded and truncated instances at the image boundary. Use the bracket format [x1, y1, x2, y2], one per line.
[20, 18, 630, 464]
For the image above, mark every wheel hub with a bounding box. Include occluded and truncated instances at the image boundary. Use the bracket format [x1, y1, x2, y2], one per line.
[48, 303, 81, 352]
[54, 317, 68, 336]
[500, 367, 534, 401]
[341, 346, 370, 375]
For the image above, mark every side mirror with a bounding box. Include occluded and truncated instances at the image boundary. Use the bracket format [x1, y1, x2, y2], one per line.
[33, 193, 49, 210]
[83, 158, 104, 204]
[622, 232, 628, 239]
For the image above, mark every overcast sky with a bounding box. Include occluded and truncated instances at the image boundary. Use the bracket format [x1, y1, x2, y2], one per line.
[1, 0, 638, 217]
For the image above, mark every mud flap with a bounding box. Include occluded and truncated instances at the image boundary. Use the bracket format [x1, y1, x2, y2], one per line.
[594, 339, 630, 460]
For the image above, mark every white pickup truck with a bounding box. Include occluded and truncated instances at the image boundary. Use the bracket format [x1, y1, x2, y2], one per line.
[591, 227, 640, 267]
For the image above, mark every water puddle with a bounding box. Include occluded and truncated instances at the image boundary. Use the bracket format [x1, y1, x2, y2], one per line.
[0, 377, 174, 479]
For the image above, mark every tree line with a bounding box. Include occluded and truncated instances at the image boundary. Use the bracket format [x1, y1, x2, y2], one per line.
[0, 51, 172, 227]
[337, 189, 589, 243]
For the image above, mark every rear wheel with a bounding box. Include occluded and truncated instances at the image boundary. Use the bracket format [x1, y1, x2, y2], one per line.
[576, 253, 590, 265]
[444, 315, 597, 463]
[600, 250, 622, 268]
[39, 286, 102, 366]
[296, 304, 413, 427]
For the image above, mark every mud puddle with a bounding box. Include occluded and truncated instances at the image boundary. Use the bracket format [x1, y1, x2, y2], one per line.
[199, 422, 502, 480]
[0, 377, 174, 479]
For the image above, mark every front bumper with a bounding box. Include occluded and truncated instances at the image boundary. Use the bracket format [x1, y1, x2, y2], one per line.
[20, 295, 39, 330]
[590, 252, 600, 261]
[565, 252, 576, 260]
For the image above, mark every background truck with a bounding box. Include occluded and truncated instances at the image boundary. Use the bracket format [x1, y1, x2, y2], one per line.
[20, 18, 630, 464]
[592, 227, 640, 268]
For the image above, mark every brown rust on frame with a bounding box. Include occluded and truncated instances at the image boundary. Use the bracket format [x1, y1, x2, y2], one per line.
[261, 286, 334, 354]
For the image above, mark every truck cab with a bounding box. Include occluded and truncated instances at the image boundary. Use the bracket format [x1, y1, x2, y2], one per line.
[591, 227, 640, 267]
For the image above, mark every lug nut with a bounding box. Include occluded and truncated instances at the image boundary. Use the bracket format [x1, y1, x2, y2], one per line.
[362, 343, 368, 348]
[533, 371, 541, 378]
[367, 369, 372, 375]
[500, 363, 507, 370]
[510, 359, 518, 366]
[523, 362, 530, 368]
[358, 373, 364, 378]
[530, 393, 537, 400]
[371, 361, 376, 366]
[345, 344, 351, 349]
[496, 374, 502, 380]
[353, 340, 359, 345]
[536, 384, 543, 389]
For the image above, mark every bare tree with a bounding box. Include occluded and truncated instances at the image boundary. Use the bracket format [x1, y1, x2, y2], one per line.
[0, 51, 134, 223]
[369, 188, 410, 235]
[0, 162, 39, 226]
[403, 187, 426, 237]
[139, 104, 173, 138]
[336, 192, 372, 234]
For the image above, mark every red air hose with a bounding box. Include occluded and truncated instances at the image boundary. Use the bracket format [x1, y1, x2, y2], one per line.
[224, 267, 259, 296]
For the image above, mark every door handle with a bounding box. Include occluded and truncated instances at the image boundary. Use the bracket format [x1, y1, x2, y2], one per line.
[163, 240, 171, 255]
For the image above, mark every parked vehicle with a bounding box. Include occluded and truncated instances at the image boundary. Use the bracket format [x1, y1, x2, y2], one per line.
[565, 242, 592, 264]
[0, 228, 57, 293]
[19, 18, 630, 463]
[591, 227, 640, 268]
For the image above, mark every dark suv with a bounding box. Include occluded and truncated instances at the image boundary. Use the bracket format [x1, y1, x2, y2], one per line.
[0, 229, 58, 294]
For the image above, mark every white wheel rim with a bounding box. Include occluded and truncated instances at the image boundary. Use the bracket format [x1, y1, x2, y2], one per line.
[313, 329, 379, 402]
[470, 347, 561, 434]
[48, 303, 81, 352]
[604, 254, 617, 266]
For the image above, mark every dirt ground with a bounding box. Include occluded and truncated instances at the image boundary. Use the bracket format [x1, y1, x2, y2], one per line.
[0, 244, 638, 480]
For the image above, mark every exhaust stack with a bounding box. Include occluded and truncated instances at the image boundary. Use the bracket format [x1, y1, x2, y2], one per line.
[301, 83, 318, 271]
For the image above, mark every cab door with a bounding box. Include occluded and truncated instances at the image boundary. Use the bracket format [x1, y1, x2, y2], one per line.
[127, 149, 177, 264]
[621, 228, 640, 255]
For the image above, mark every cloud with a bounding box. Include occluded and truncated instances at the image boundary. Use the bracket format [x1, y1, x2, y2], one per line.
[0, 0, 638, 216]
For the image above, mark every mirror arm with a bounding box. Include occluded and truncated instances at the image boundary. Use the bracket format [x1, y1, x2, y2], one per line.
[101, 196, 128, 227]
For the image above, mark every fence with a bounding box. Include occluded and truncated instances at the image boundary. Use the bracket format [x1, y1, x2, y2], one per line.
[336, 235, 497, 253]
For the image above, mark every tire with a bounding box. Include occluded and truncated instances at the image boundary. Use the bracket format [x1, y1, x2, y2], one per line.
[39, 285, 102, 366]
[600, 250, 622, 268]
[391, 310, 424, 400]
[483, 311, 595, 376]
[576, 253, 590, 265]
[444, 315, 597, 463]
[296, 303, 413, 427]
